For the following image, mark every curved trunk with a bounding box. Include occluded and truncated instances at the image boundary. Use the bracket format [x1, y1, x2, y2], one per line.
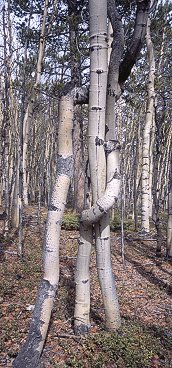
[13, 95, 74, 368]
[88, 0, 121, 331]
[74, 0, 107, 334]
[81, 142, 121, 225]
[95, 144, 121, 330]
[86, 0, 122, 331]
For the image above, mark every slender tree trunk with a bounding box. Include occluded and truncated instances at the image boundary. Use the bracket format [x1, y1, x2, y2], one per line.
[2, 2, 12, 236]
[68, 0, 85, 212]
[141, 16, 155, 233]
[73, 106, 85, 212]
[167, 154, 172, 258]
[74, 223, 92, 334]
[23, 0, 48, 205]
[74, 0, 108, 334]
[74, 0, 122, 333]
[13, 95, 74, 368]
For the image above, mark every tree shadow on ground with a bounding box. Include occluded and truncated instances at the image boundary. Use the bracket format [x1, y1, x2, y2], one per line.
[59, 262, 76, 320]
[113, 235, 172, 296]
[126, 254, 172, 295]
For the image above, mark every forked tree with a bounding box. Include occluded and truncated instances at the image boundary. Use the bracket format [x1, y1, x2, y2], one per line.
[13, 0, 151, 367]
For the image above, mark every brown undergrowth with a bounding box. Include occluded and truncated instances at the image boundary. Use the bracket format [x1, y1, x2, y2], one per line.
[0, 207, 171, 367]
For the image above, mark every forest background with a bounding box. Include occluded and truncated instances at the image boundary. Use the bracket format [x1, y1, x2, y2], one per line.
[0, 0, 172, 367]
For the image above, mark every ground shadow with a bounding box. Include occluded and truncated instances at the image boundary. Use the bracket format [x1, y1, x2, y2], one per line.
[113, 236, 172, 296]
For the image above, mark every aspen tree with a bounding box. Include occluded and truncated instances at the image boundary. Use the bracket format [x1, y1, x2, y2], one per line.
[13, 95, 74, 368]
[2, 3, 11, 235]
[23, 0, 48, 206]
[74, 0, 122, 333]
[74, 0, 108, 333]
[141, 13, 155, 233]
[74, 0, 151, 333]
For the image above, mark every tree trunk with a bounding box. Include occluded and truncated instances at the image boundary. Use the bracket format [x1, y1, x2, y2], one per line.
[23, 0, 48, 205]
[73, 106, 85, 212]
[74, 223, 92, 334]
[13, 95, 74, 368]
[74, 0, 122, 334]
[167, 155, 172, 257]
[141, 15, 155, 234]
[68, 0, 85, 212]
[2, 2, 12, 236]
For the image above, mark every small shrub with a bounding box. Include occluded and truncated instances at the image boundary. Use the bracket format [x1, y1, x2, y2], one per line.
[62, 212, 80, 230]
[85, 322, 164, 368]
[110, 214, 135, 231]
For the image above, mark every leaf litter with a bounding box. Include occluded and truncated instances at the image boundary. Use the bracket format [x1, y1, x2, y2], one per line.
[0, 206, 171, 367]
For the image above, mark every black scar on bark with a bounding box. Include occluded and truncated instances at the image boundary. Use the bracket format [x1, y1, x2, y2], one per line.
[57, 155, 74, 177]
[82, 279, 89, 284]
[48, 204, 59, 211]
[74, 323, 90, 336]
[13, 279, 57, 368]
[97, 203, 105, 213]
[95, 136, 104, 146]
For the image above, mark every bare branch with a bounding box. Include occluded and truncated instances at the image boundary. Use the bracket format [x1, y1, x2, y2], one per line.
[119, 0, 151, 85]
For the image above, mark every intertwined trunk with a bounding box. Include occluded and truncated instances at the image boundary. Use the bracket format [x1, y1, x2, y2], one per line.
[13, 95, 74, 368]
[74, 0, 121, 333]
[74, 0, 107, 334]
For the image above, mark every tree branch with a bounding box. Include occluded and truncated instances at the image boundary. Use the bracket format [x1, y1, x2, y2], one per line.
[119, 0, 151, 85]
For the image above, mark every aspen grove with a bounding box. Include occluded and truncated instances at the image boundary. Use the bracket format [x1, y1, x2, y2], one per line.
[0, 0, 171, 367]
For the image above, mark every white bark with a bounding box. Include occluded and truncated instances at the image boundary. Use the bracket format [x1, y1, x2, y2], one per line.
[141, 16, 155, 233]
[74, 224, 92, 334]
[95, 214, 120, 330]
[107, 20, 113, 66]
[86, 0, 121, 331]
[11, 160, 19, 228]
[13, 95, 74, 368]
[88, 0, 108, 201]
[81, 142, 120, 225]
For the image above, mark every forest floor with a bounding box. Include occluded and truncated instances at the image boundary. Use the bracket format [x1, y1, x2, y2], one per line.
[0, 206, 172, 368]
